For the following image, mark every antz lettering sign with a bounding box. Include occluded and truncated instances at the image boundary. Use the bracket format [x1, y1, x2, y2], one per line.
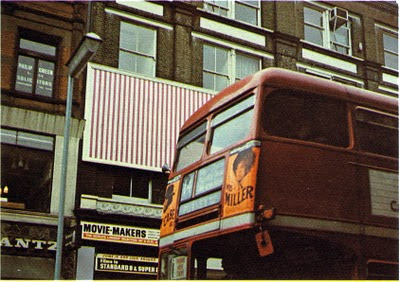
[1, 237, 57, 251]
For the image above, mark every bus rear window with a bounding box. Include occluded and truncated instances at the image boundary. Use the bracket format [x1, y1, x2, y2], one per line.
[263, 90, 349, 147]
[175, 122, 207, 172]
[355, 108, 398, 157]
[210, 95, 255, 154]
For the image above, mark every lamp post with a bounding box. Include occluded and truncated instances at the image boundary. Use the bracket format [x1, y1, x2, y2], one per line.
[54, 32, 102, 280]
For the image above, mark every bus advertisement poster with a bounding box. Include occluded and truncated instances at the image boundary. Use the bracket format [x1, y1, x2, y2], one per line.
[223, 145, 260, 217]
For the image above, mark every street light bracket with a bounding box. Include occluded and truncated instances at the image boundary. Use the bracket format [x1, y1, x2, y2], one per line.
[66, 32, 102, 78]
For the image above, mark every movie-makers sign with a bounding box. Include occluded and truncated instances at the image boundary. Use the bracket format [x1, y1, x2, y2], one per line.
[81, 221, 159, 247]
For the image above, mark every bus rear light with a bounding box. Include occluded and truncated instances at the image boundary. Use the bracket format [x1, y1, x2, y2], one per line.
[257, 205, 276, 220]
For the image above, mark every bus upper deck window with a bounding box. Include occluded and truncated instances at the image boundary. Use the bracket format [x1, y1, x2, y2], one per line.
[355, 108, 398, 157]
[176, 122, 207, 172]
[263, 90, 349, 147]
[210, 94, 255, 154]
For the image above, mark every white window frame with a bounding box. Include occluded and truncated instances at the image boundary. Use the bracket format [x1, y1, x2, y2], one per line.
[202, 43, 261, 91]
[119, 21, 157, 77]
[382, 32, 398, 71]
[304, 5, 352, 56]
[203, 0, 261, 26]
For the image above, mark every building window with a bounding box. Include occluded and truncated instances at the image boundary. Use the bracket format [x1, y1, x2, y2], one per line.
[383, 33, 398, 70]
[119, 21, 156, 77]
[15, 32, 57, 97]
[1, 129, 54, 213]
[112, 168, 166, 204]
[204, 0, 260, 26]
[203, 43, 261, 91]
[304, 6, 351, 55]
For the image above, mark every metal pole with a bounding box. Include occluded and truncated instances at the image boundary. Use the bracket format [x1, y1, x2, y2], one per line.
[54, 74, 74, 280]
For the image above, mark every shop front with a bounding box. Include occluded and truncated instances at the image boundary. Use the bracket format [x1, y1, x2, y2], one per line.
[76, 215, 160, 280]
[1, 220, 76, 279]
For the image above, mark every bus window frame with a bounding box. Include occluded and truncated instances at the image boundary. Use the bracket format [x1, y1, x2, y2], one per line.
[177, 157, 226, 217]
[353, 106, 399, 158]
[208, 92, 257, 156]
[260, 87, 352, 149]
[174, 120, 208, 173]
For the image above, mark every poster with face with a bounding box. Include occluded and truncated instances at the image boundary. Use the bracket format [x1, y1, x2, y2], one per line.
[223, 146, 260, 217]
[160, 178, 180, 236]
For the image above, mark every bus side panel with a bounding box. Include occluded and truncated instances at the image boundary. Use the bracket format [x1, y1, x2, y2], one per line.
[355, 153, 398, 232]
[222, 146, 260, 218]
[256, 141, 359, 222]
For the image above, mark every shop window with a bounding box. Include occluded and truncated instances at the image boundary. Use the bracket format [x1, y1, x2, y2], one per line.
[119, 21, 156, 77]
[304, 6, 351, 55]
[1, 129, 54, 212]
[383, 32, 398, 70]
[204, 0, 260, 26]
[112, 168, 167, 204]
[15, 30, 57, 97]
[203, 43, 261, 91]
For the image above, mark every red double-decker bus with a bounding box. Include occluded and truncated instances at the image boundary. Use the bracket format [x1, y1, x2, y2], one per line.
[158, 68, 398, 280]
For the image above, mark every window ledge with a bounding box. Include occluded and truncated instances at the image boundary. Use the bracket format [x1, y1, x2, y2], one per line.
[1, 208, 59, 226]
[300, 40, 364, 62]
[80, 194, 162, 219]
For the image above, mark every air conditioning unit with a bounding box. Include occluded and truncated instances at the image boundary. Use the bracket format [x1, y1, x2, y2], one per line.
[329, 7, 348, 30]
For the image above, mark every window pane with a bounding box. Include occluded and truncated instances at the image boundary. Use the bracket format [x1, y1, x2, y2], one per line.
[215, 75, 229, 92]
[137, 25, 156, 56]
[203, 72, 215, 90]
[211, 96, 256, 154]
[203, 45, 216, 71]
[383, 33, 398, 53]
[119, 51, 137, 73]
[176, 121, 207, 171]
[1, 144, 53, 213]
[304, 7, 323, 27]
[356, 109, 398, 157]
[384, 52, 399, 70]
[331, 26, 349, 46]
[236, 53, 260, 80]
[235, 2, 257, 25]
[215, 47, 228, 74]
[137, 55, 155, 76]
[180, 172, 195, 202]
[210, 110, 253, 154]
[176, 135, 206, 171]
[195, 159, 225, 196]
[213, 94, 255, 126]
[120, 22, 138, 52]
[20, 38, 56, 56]
[119, 22, 156, 76]
[15, 55, 34, 93]
[35, 60, 54, 97]
[304, 25, 324, 46]
[263, 90, 349, 147]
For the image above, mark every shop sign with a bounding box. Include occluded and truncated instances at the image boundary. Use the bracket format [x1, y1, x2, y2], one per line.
[95, 253, 158, 275]
[0, 237, 57, 251]
[81, 221, 160, 246]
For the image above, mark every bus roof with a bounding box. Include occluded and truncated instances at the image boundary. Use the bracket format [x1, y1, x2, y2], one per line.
[181, 68, 398, 132]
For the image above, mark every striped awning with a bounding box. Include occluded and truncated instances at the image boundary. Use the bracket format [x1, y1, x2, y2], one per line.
[83, 64, 214, 171]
